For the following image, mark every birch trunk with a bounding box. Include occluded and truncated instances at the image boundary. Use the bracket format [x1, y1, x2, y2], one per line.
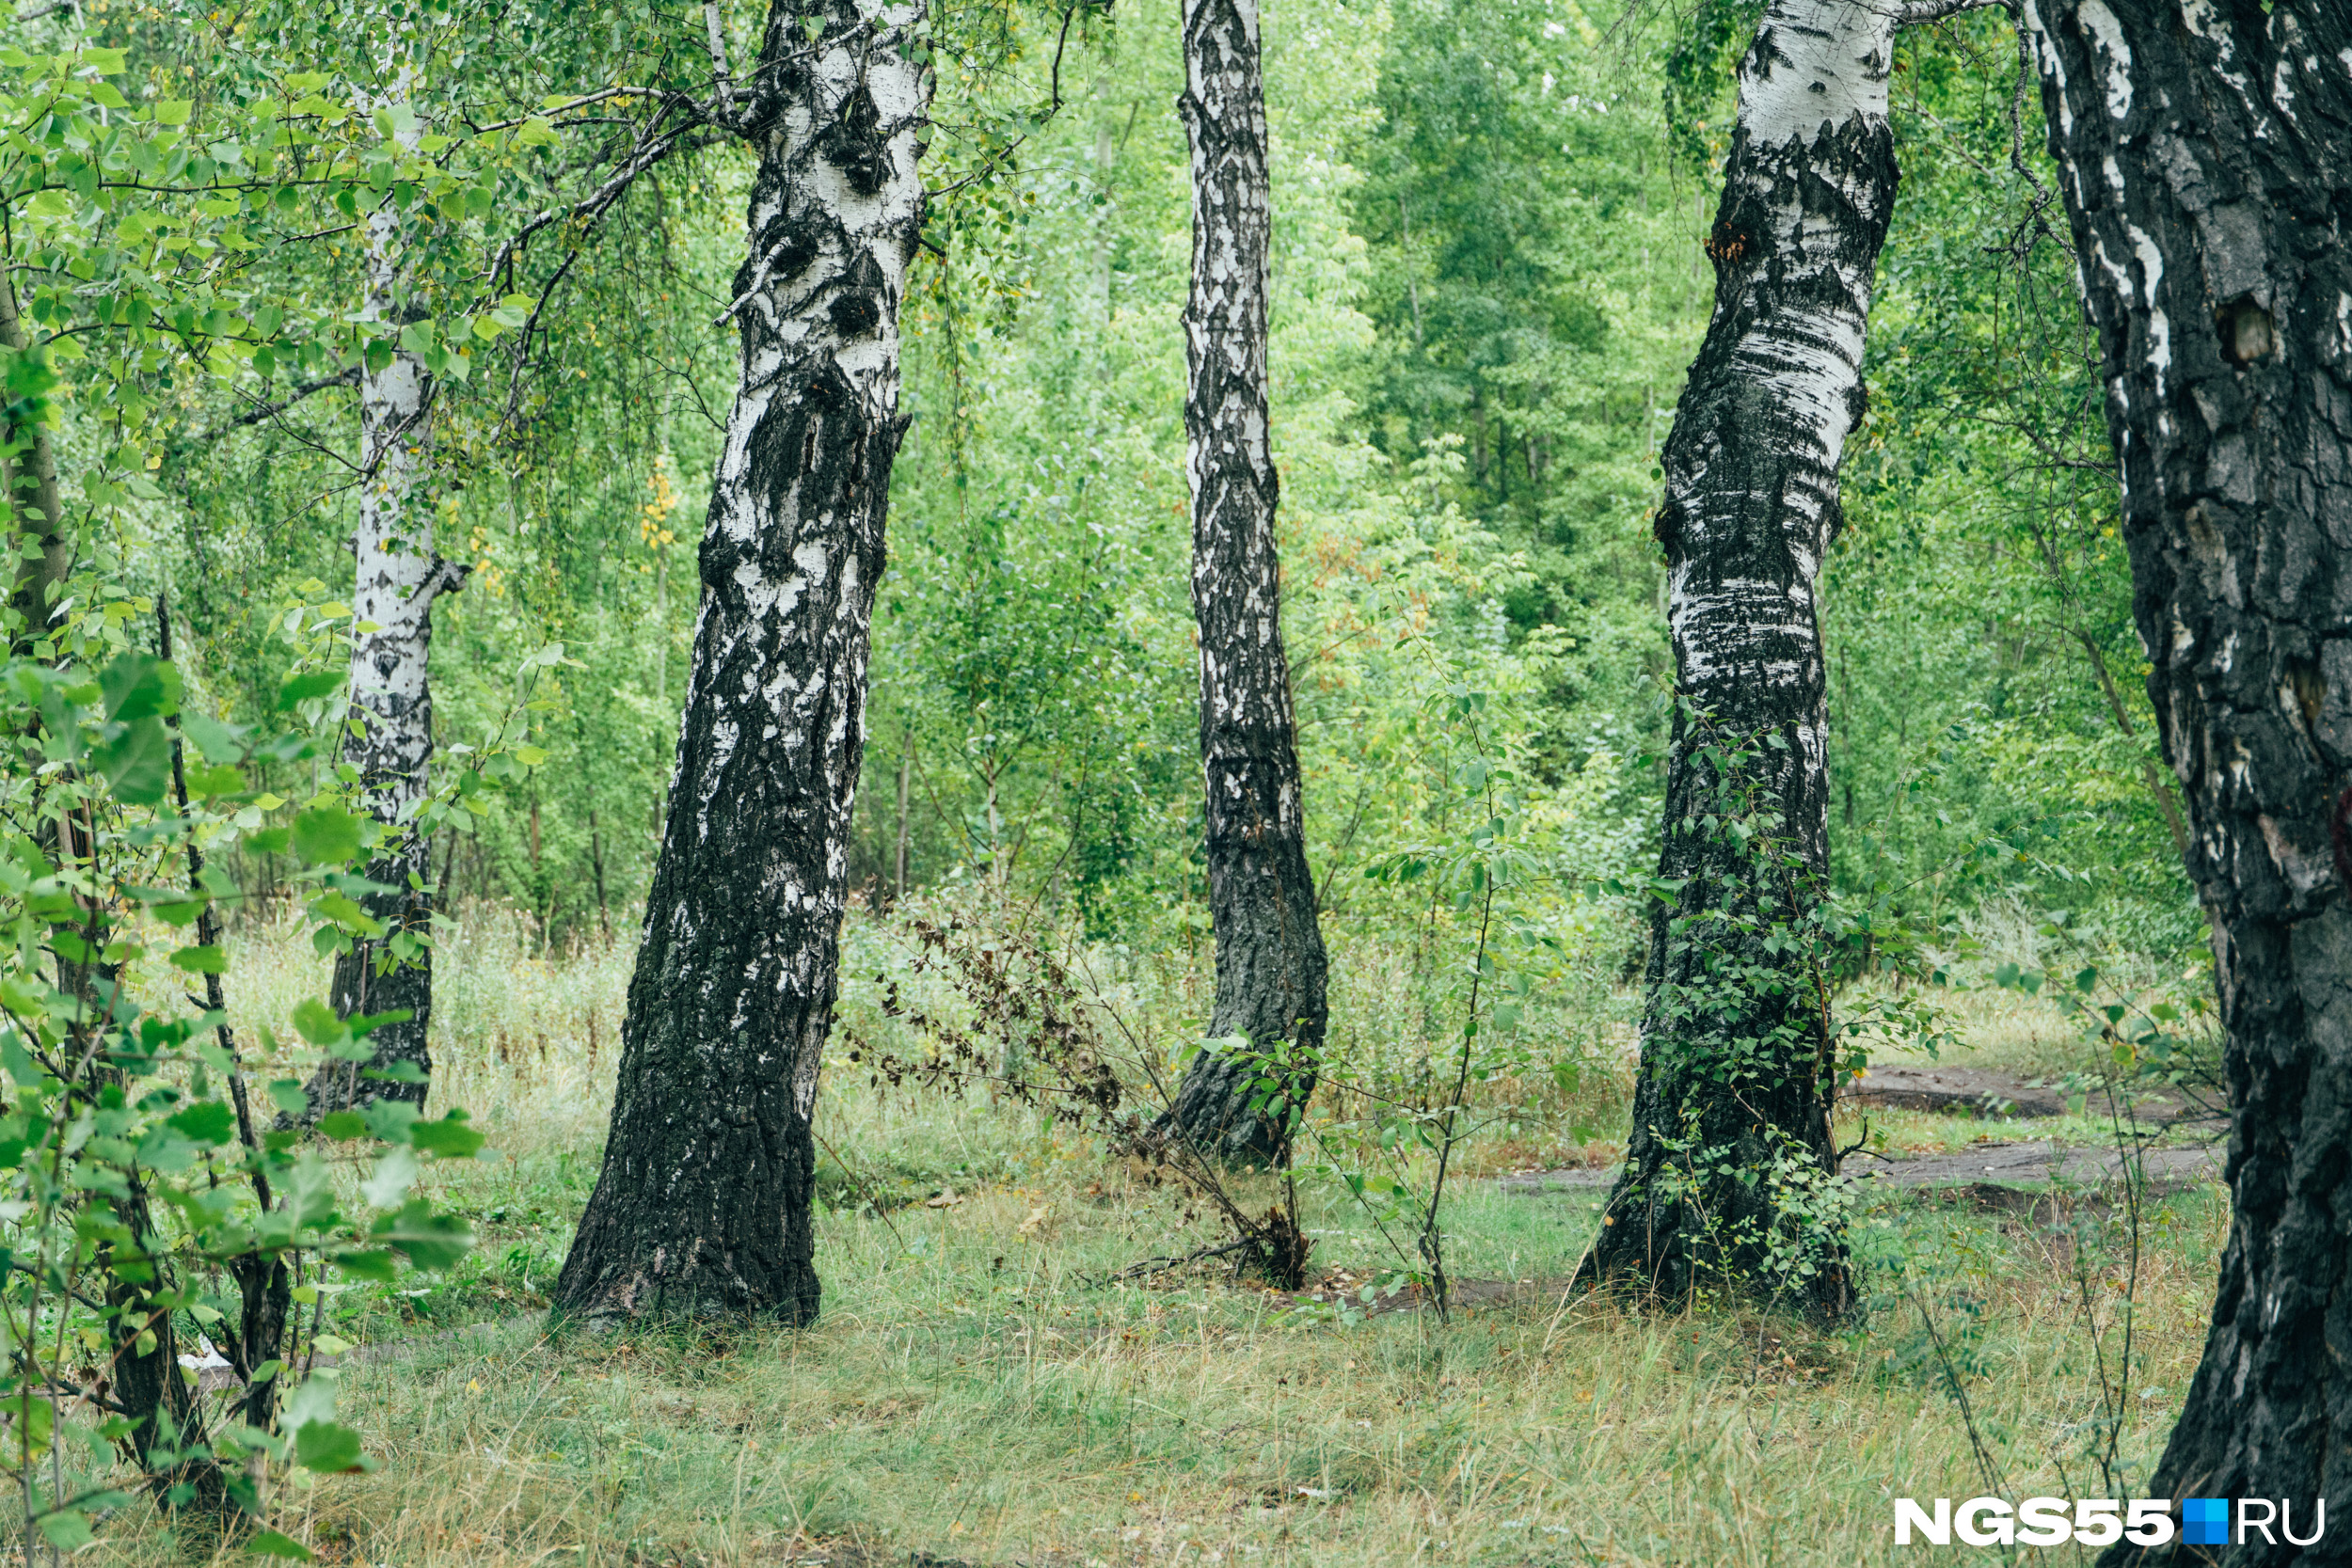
[1160, 0, 1329, 1165]
[308, 60, 463, 1116]
[554, 0, 931, 1324]
[1587, 0, 1904, 1314]
[2021, 2, 2352, 1553]
[0, 273, 69, 646]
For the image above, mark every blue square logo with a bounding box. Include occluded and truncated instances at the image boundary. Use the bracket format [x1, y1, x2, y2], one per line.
[2184, 1497, 2231, 1546]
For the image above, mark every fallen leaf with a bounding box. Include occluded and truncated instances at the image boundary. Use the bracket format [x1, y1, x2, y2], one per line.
[924, 1188, 963, 1209]
[1016, 1205, 1050, 1235]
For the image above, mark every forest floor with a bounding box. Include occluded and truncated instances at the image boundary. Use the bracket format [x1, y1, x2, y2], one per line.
[105, 918, 2226, 1567]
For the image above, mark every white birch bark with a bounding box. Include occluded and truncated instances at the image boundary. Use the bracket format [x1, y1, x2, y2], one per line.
[315, 48, 464, 1111]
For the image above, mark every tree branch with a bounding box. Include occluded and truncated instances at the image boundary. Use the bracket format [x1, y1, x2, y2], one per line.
[1896, 0, 2006, 24]
[702, 2, 741, 133]
[228, 365, 360, 429]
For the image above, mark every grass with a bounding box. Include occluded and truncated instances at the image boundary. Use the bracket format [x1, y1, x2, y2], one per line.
[93, 904, 2231, 1566]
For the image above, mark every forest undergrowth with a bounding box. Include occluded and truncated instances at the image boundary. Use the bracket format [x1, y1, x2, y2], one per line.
[93, 899, 2229, 1567]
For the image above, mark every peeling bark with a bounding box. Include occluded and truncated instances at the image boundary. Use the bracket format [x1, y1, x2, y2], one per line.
[1160, 0, 1330, 1165]
[1588, 0, 1906, 1313]
[554, 0, 932, 1324]
[306, 61, 462, 1117]
[2019, 3, 2352, 1559]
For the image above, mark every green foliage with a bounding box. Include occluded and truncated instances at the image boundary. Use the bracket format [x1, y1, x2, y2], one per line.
[0, 601, 482, 1545]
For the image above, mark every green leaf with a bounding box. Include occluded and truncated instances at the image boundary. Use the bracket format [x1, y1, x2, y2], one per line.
[246, 1530, 316, 1560]
[361, 1145, 417, 1208]
[292, 997, 346, 1047]
[5, 1392, 52, 1449]
[293, 1419, 367, 1473]
[188, 763, 248, 796]
[291, 807, 362, 866]
[316, 1111, 368, 1141]
[169, 944, 226, 974]
[153, 99, 192, 126]
[330, 1248, 398, 1283]
[180, 712, 245, 760]
[166, 1101, 236, 1146]
[36, 1512, 92, 1551]
[81, 45, 127, 72]
[266, 1080, 309, 1119]
[277, 670, 345, 710]
[95, 717, 173, 805]
[410, 1113, 484, 1159]
[373, 1197, 471, 1269]
[102, 651, 173, 721]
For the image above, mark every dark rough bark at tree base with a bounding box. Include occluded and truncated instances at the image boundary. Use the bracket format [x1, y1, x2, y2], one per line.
[553, 0, 931, 1324]
[1159, 0, 1329, 1166]
[2019, 3, 2352, 1562]
[1585, 0, 1909, 1316]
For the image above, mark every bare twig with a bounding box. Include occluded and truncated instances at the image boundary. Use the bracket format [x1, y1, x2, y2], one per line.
[227, 364, 360, 431]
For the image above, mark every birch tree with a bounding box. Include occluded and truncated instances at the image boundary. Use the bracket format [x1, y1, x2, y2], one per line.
[555, 0, 933, 1323]
[308, 45, 466, 1116]
[1159, 0, 1330, 1164]
[1587, 0, 1984, 1312]
[0, 274, 68, 648]
[2023, 0, 2352, 1541]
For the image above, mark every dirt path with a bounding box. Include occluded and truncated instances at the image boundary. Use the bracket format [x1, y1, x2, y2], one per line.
[1501, 1138, 2223, 1208]
[1836, 1064, 2223, 1124]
